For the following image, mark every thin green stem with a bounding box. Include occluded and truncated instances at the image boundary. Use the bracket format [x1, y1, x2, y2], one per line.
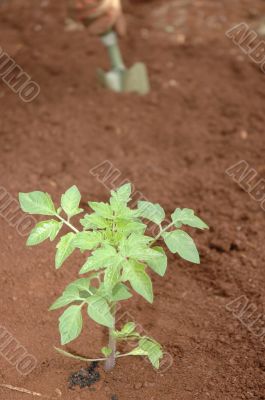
[55, 347, 108, 362]
[55, 347, 141, 362]
[152, 221, 175, 244]
[56, 213, 79, 233]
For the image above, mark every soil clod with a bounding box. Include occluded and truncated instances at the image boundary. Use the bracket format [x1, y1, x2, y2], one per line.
[68, 361, 100, 389]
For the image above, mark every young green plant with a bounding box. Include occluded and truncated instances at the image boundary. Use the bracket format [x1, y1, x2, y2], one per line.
[19, 184, 208, 371]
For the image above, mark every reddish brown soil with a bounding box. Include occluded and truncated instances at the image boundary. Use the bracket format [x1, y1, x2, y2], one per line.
[1, 0, 265, 399]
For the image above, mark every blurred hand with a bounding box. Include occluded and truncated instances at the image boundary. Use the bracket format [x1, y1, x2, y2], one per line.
[68, 0, 126, 36]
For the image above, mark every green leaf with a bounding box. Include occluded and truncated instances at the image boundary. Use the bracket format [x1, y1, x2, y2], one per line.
[162, 230, 200, 264]
[61, 185, 83, 218]
[19, 191, 56, 215]
[127, 233, 153, 247]
[111, 183, 132, 205]
[119, 322, 136, 336]
[115, 206, 137, 220]
[80, 213, 109, 230]
[79, 245, 122, 274]
[110, 183, 133, 214]
[55, 232, 75, 269]
[88, 202, 113, 219]
[124, 260, 153, 303]
[139, 338, 163, 369]
[59, 305, 83, 345]
[104, 263, 122, 293]
[73, 232, 102, 251]
[119, 233, 152, 257]
[50, 221, 63, 240]
[120, 221, 146, 236]
[146, 246, 167, 276]
[120, 235, 163, 264]
[49, 290, 80, 311]
[101, 347, 112, 357]
[137, 201, 165, 225]
[121, 322, 136, 335]
[50, 277, 94, 311]
[27, 220, 62, 246]
[111, 283, 132, 301]
[113, 322, 139, 339]
[65, 278, 93, 295]
[127, 347, 148, 356]
[171, 208, 209, 230]
[87, 296, 114, 328]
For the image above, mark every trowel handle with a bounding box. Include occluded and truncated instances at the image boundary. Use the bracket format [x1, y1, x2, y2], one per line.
[101, 30, 125, 71]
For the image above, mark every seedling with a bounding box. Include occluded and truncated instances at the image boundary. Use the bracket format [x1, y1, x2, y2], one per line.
[19, 183, 208, 371]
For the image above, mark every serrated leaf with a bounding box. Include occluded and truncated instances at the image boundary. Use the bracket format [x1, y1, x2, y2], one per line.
[162, 230, 200, 264]
[119, 233, 153, 257]
[120, 221, 146, 236]
[139, 338, 163, 369]
[111, 183, 132, 203]
[88, 202, 113, 219]
[59, 305, 83, 345]
[120, 235, 163, 264]
[171, 208, 209, 230]
[115, 206, 138, 220]
[128, 233, 153, 247]
[111, 283, 132, 301]
[61, 185, 82, 218]
[80, 213, 109, 230]
[113, 322, 139, 339]
[19, 191, 56, 215]
[87, 296, 114, 328]
[55, 232, 75, 269]
[137, 201, 165, 225]
[110, 183, 134, 216]
[124, 260, 153, 303]
[146, 246, 167, 276]
[73, 231, 102, 251]
[79, 245, 121, 274]
[111, 183, 132, 204]
[27, 220, 62, 246]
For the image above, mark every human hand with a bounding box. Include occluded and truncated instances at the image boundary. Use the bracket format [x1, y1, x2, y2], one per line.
[68, 0, 126, 36]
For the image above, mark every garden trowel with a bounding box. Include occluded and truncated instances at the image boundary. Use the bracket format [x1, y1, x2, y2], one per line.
[97, 30, 150, 95]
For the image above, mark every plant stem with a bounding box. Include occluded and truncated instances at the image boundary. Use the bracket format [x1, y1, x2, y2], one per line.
[104, 328, 117, 371]
[152, 221, 175, 244]
[56, 214, 79, 233]
[104, 303, 117, 371]
[55, 346, 142, 362]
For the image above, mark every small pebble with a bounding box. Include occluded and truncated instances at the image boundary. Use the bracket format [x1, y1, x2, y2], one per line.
[240, 129, 248, 140]
[175, 33, 186, 45]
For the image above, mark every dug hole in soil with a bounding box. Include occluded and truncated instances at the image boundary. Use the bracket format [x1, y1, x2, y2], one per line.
[1, 0, 265, 399]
